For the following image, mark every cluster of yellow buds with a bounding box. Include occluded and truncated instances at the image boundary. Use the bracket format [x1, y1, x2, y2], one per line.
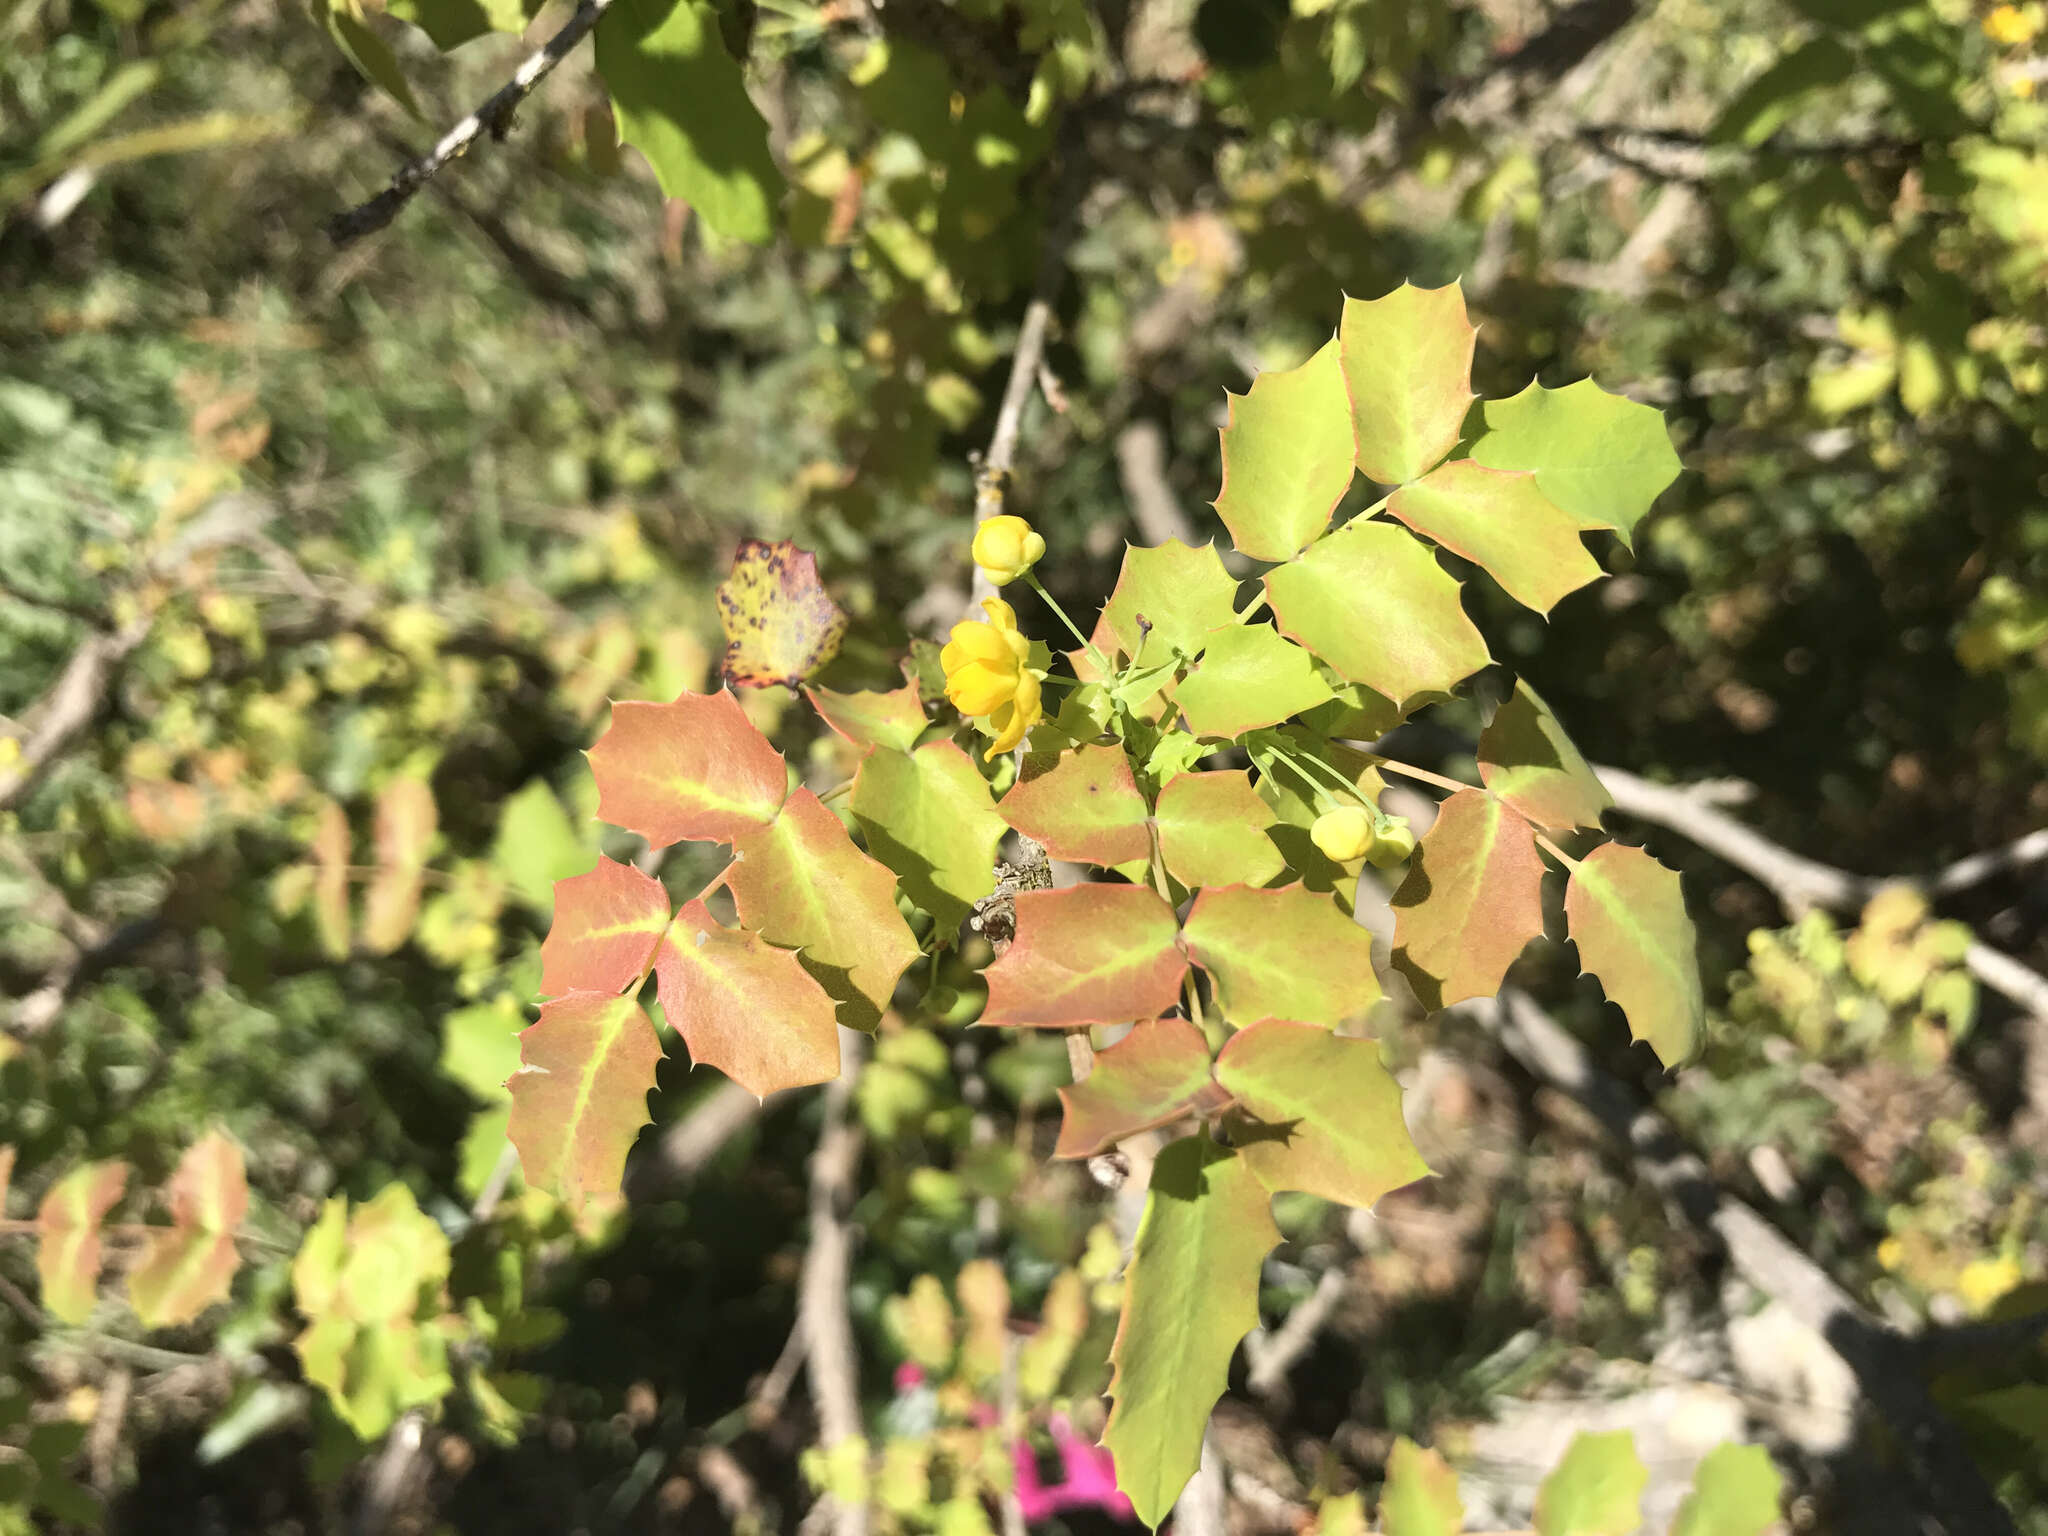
[1310, 805, 1415, 869]
[942, 597, 1043, 758]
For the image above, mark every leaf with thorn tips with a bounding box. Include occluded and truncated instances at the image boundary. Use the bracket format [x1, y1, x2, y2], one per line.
[980, 885, 1187, 1029]
[586, 688, 790, 848]
[1339, 281, 1476, 486]
[1153, 770, 1285, 889]
[1385, 460, 1602, 614]
[508, 991, 663, 1212]
[541, 857, 673, 997]
[1671, 1442, 1783, 1536]
[1054, 1018, 1223, 1159]
[1174, 624, 1334, 739]
[1181, 884, 1380, 1025]
[999, 745, 1151, 866]
[1381, 1437, 1464, 1536]
[1213, 337, 1356, 560]
[1565, 843, 1704, 1066]
[36, 1160, 128, 1325]
[654, 900, 842, 1095]
[808, 675, 928, 755]
[1478, 680, 1612, 831]
[1471, 378, 1683, 548]
[1391, 789, 1547, 1011]
[851, 741, 1004, 928]
[1533, 1429, 1647, 1536]
[1099, 541, 1242, 663]
[128, 1131, 248, 1329]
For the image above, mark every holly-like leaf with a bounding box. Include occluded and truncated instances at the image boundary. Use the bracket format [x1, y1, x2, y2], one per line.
[1053, 1018, 1224, 1159]
[1564, 843, 1704, 1066]
[594, 0, 781, 243]
[507, 991, 663, 1211]
[128, 1131, 248, 1329]
[1180, 885, 1380, 1025]
[716, 539, 848, 688]
[850, 741, 1003, 928]
[980, 885, 1188, 1029]
[1385, 461, 1601, 614]
[1103, 1136, 1278, 1529]
[999, 745, 1152, 866]
[586, 688, 790, 847]
[35, 1160, 128, 1325]
[1672, 1443, 1783, 1536]
[540, 857, 672, 996]
[808, 675, 927, 755]
[1214, 1021, 1427, 1207]
[311, 798, 351, 960]
[728, 788, 920, 1030]
[1381, 1437, 1464, 1536]
[654, 899, 842, 1094]
[1265, 519, 1491, 706]
[1213, 338, 1355, 560]
[1100, 541, 1243, 663]
[363, 777, 437, 954]
[1153, 771, 1285, 889]
[1391, 789, 1546, 1011]
[1470, 379, 1682, 548]
[1478, 680, 1611, 831]
[1533, 1429, 1647, 1536]
[1175, 625, 1334, 739]
[1338, 282, 1476, 486]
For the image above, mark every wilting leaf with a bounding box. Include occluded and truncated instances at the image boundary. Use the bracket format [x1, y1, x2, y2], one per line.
[1534, 1429, 1647, 1536]
[728, 788, 920, 1030]
[1477, 680, 1612, 831]
[1564, 843, 1704, 1066]
[999, 744, 1152, 866]
[1174, 625, 1334, 739]
[1180, 885, 1379, 1025]
[1214, 1021, 1427, 1206]
[1338, 281, 1475, 486]
[1054, 1018, 1224, 1158]
[1381, 1437, 1464, 1536]
[36, 1160, 129, 1325]
[1213, 338, 1355, 560]
[128, 1131, 249, 1329]
[850, 741, 1003, 928]
[980, 885, 1187, 1029]
[717, 539, 849, 688]
[1103, 1137, 1278, 1528]
[363, 777, 437, 954]
[808, 675, 927, 754]
[1391, 789, 1547, 1011]
[1385, 461, 1601, 614]
[1672, 1443, 1783, 1536]
[1470, 378, 1682, 548]
[311, 798, 351, 960]
[540, 857, 673, 997]
[1153, 770, 1285, 890]
[586, 688, 790, 847]
[508, 991, 664, 1211]
[1099, 541, 1243, 662]
[654, 899, 842, 1095]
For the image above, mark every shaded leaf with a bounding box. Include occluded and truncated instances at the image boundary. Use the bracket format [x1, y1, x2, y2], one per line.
[1214, 1020, 1427, 1206]
[1477, 680, 1612, 831]
[1339, 281, 1475, 486]
[1103, 1137, 1278, 1528]
[1175, 625, 1334, 739]
[387, 0, 540, 49]
[507, 991, 663, 1211]
[1266, 519, 1490, 706]
[1391, 789, 1546, 1011]
[36, 1160, 128, 1325]
[363, 777, 437, 954]
[717, 539, 849, 687]
[654, 898, 842, 1094]
[1564, 843, 1704, 1066]
[1213, 338, 1355, 560]
[311, 798, 351, 960]
[1099, 540, 1242, 662]
[493, 780, 595, 912]
[850, 741, 1003, 928]
[729, 788, 920, 1030]
[1385, 461, 1601, 614]
[540, 857, 672, 997]
[0, 1146, 12, 1216]
[1534, 1429, 1647, 1536]
[999, 744, 1152, 866]
[1153, 770, 1285, 890]
[1180, 885, 1379, 1025]
[1672, 1443, 1783, 1536]
[586, 688, 789, 847]
[808, 675, 927, 754]
[1470, 379, 1682, 548]
[1381, 1436, 1464, 1536]
[128, 1131, 248, 1329]
[1053, 1017, 1223, 1158]
[324, 0, 422, 116]
[980, 885, 1187, 1029]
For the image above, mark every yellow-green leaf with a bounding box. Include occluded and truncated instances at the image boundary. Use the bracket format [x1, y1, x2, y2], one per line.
[850, 741, 1004, 928]
[1385, 460, 1601, 614]
[1339, 282, 1476, 486]
[1477, 680, 1611, 831]
[1381, 1436, 1463, 1536]
[1564, 843, 1704, 1066]
[1534, 1429, 1647, 1536]
[1672, 1443, 1782, 1536]
[1213, 338, 1355, 560]
[35, 1160, 128, 1325]
[1181, 884, 1380, 1026]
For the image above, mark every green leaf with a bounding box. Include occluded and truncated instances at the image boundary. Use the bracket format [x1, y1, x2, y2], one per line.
[1564, 843, 1704, 1066]
[717, 538, 848, 686]
[1100, 540, 1243, 663]
[729, 789, 921, 1031]
[1213, 338, 1355, 560]
[324, 0, 422, 116]
[851, 741, 1004, 928]
[35, 1160, 127, 1325]
[1381, 1436, 1463, 1536]
[1215, 1020, 1427, 1206]
[1533, 1429, 1647, 1536]
[1477, 680, 1612, 831]
[1266, 519, 1491, 707]
[586, 688, 790, 848]
[493, 780, 596, 912]
[1385, 461, 1601, 614]
[1154, 770, 1285, 890]
[595, 0, 782, 243]
[127, 1131, 247, 1329]
[1181, 884, 1380, 1025]
[507, 991, 663, 1210]
[1053, 1018, 1223, 1159]
[1470, 380, 1681, 548]
[1672, 1443, 1783, 1536]
[809, 675, 928, 755]
[1338, 282, 1476, 486]
[999, 744, 1152, 866]
[1103, 1137, 1279, 1528]
[981, 885, 1188, 1029]
[386, 0, 539, 49]
[540, 856, 672, 998]
[1391, 789, 1547, 1011]
[1175, 625, 1335, 739]
[654, 899, 843, 1094]
[439, 996, 524, 1103]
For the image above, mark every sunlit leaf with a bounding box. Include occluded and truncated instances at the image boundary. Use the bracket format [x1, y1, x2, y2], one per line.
[1470, 379, 1682, 548]
[493, 780, 595, 912]
[1181, 884, 1379, 1025]
[311, 798, 351, 960]
[1385, 461, 1601, 614]
[541, 856, 673, 997]
[36, 1160, 128, 1325]
[1381, 1436, 1464, 1536]
[1214, 1020, 1427, 1206]
[1477, 680, 1612, 831]
[1053, 1018, 1223, 1158]
[439, 997, 523, 1103]
[1213, 338, 1355, 560]
[956, 1257, 1010, 1381]
[1153, 770, 1285, 889]
[386, 0, 541, 48]
[1391, 789, 1546, 1010]
[1339, 281, 1475, 486]
[980, 885, 1187, 1028]
[654, 899, 842, 1094]
[1672, 1443, 1783, 1536]
[363, 776, 437, 954]
[717, 539, 849, 687]
[1564, 843, 1704, 1065]
[1175, 625, 1334, 739]
[999, 744, 1152, 866]
[1533, 1429, 1647, 1536]
[850, 741, 1003, 928]
[1100, 540, 1243, 662]
[508, 991, 663, 1211]
[586, 688, 790, 847]
[808, 675, 928, 755]
[1103, 1136, 1278, 1528]
[128, 1131, 248, 1329]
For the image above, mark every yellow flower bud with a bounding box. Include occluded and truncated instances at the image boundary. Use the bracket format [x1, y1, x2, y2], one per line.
[971, 515, 1046, 586]
[1310, 806, 1375, 863]
[1366, 818, 1416, 869]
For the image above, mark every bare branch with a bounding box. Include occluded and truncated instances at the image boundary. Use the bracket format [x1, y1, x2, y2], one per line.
[968, 298, 1056, 613]
[1245, 1266, 1348, 1401]
[624, 1079, 778, 1203]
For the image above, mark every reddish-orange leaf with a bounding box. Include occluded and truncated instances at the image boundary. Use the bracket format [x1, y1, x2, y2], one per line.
[717, 538, 849, 688]
[311, 798, 350, 959]
[128, 1131, 249, 1329]
[999, 745, 1152, 866]
[1180, 885, 1380, 1026]
[1391, 789, 1545, 1011]
[654, 899, 843, 1095]
[981, 885, 1188, 1029]
[36, 1159, 128, 1325]
[1477, 679, 1611, 832]
[729, 789, 920, 1030]
[1054, 1017, 1226, 1159]
[363, 777, 437, 954]
[541, 857, 673, 997]
[586, 689, 790, 848]
[806, 675, 927, 755]
[507, 991, 664, 1211]
[1564, 842, 1703, 1066]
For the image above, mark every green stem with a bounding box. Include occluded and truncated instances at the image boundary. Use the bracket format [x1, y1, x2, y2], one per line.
[1023, 573, 1112, 675]
[1534, 830, 1582, 873]
[1261, 738, 1374, 810]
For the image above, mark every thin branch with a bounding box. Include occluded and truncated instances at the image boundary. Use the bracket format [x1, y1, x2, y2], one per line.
[801, 1029, 870, 1536]
[968, 297, 1056, 613]
[1170, 1426, 1227, 1536]
[1245, 1266, 1348, 1400]
[624, 1079, 776, 1203]
[0, 621, 151, 812]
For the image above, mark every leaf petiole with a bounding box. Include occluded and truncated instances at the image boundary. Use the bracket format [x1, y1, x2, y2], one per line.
[1024, 572, 1113, 676]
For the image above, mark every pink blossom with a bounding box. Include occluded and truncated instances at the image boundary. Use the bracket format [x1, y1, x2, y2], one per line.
[1010, 1415, 1135, 1524]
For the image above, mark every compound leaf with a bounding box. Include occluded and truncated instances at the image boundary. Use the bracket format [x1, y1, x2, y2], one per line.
[1053, 1017, 1223, 1159]
[1213, 338, 1355, 560]
[586, 688, 789, 848]
[1534, 1429, 1647, 1536]
[654, 899, 842, 1095]
[1391, 789, 1546, 1011]
[1477, 680, 1612, 831]
[999, 744, 1152, 866]
[1386, 461, 1601, 614]
[508, 991, 663, 1211]
[36, 1160, 128, 1325]
[717, 539, 848, 687]
[1100, 541, 1243, 663]
[128, 1131, 248, 1329]
[1181, 884, 1380, 1026]
[1175, 625, 1334, 739]
[541, 857, 673, 997]
[850, 741, 1003, 928]
[1381, 1437, 1464, 1536]
[1672, 1443, 1783, 1536]
[1470, 378, 1682, 548]
[1153, 770, 1285, 890]
[1564, 843, 1704, 1066]
[981, 885, 1187, 1029]
[1339, 281, 1476, 486]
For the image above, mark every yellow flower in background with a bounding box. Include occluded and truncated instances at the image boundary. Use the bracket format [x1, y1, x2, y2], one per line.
[1310, 806, 1374, 862]
[1986, 3, 2040, 45]
[1957, 1254, 2023, 1314]
[970, 515, 1046, 586]
[941, 598, 1043, 758]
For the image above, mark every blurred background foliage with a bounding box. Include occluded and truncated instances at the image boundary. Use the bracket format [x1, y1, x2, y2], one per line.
[6, 0, 2048, 1528]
